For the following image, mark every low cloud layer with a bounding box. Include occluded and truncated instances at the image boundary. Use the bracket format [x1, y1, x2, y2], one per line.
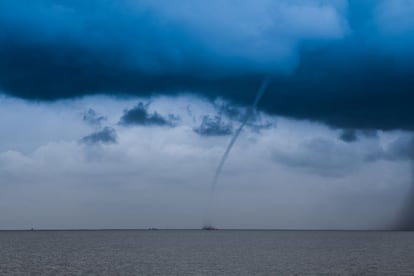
[119, 102, 179, 127]
[273, 130, 414, 178]
[82, 109, 107, 129]
[1, 1, 414, 130]
[215, 102, 275, 132]
[80, 127, 117, 145]
[339, 129, 358, 143]
[272, 137, 380, 177]
[0, 96, 410, 230]
[193, 116, 233, 137]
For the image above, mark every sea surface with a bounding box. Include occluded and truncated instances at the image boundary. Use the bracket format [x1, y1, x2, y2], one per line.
[1, 230, 414, 275]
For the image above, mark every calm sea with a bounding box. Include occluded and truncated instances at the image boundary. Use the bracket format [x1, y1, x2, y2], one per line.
[1, 230, 413, 275]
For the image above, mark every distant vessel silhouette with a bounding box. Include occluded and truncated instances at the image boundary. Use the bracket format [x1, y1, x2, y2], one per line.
[202, 225, 217, 230]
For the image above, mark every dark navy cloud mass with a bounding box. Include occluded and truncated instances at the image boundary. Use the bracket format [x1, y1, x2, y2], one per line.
[1, 0, 414, 130]
[119, 102, 178, 127]
[339, 129, 357, 143]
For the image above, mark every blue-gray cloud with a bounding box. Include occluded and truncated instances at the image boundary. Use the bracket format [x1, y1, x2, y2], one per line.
[272, 137, 377, 177]
[0, 1, 414, 130]
[82, 108, 106, 129]
[384, 136, 414, 161]
[80, 127, 117, 145]
[119, 102, 179, 127]
[339, 129, 378, 143]
[215, 102, 274, 132]
[273, 133, 414, 178]
[193, 116, 233, 137]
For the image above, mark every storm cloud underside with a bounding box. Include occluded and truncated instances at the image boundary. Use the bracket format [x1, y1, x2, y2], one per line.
[1, 1, 414, 130]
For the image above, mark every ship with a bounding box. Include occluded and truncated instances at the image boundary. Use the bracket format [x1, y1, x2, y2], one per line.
[202, 225, 217, 230]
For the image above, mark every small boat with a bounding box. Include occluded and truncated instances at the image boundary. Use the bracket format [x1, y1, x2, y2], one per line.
[202, 225, 217, 230]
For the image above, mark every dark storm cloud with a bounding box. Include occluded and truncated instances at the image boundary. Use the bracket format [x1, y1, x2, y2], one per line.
[215, 102, 274, 132]
[1, 1, 414, 130]
[338, 129, 378, 143]
[193, 116, 233, 137]
[215, 103, 246, 123]
[80, 127, 117, 145]
[119, 102, 178, 127]
[82, 109, 106, 128]
[339, 129, 357, 143]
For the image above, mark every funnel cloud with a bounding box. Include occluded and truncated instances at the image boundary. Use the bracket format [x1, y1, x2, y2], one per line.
[205, 78, 270, 227]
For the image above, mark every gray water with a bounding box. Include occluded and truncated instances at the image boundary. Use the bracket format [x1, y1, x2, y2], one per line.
[1, 230, 414, 275]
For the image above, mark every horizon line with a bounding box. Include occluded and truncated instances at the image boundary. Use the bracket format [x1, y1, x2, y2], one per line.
[0, 228, 411, 232]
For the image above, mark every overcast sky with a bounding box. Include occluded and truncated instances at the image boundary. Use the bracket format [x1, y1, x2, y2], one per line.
[1, 0, 414, 230]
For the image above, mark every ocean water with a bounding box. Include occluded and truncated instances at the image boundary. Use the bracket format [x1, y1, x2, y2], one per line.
[1, 230, 414, 275]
